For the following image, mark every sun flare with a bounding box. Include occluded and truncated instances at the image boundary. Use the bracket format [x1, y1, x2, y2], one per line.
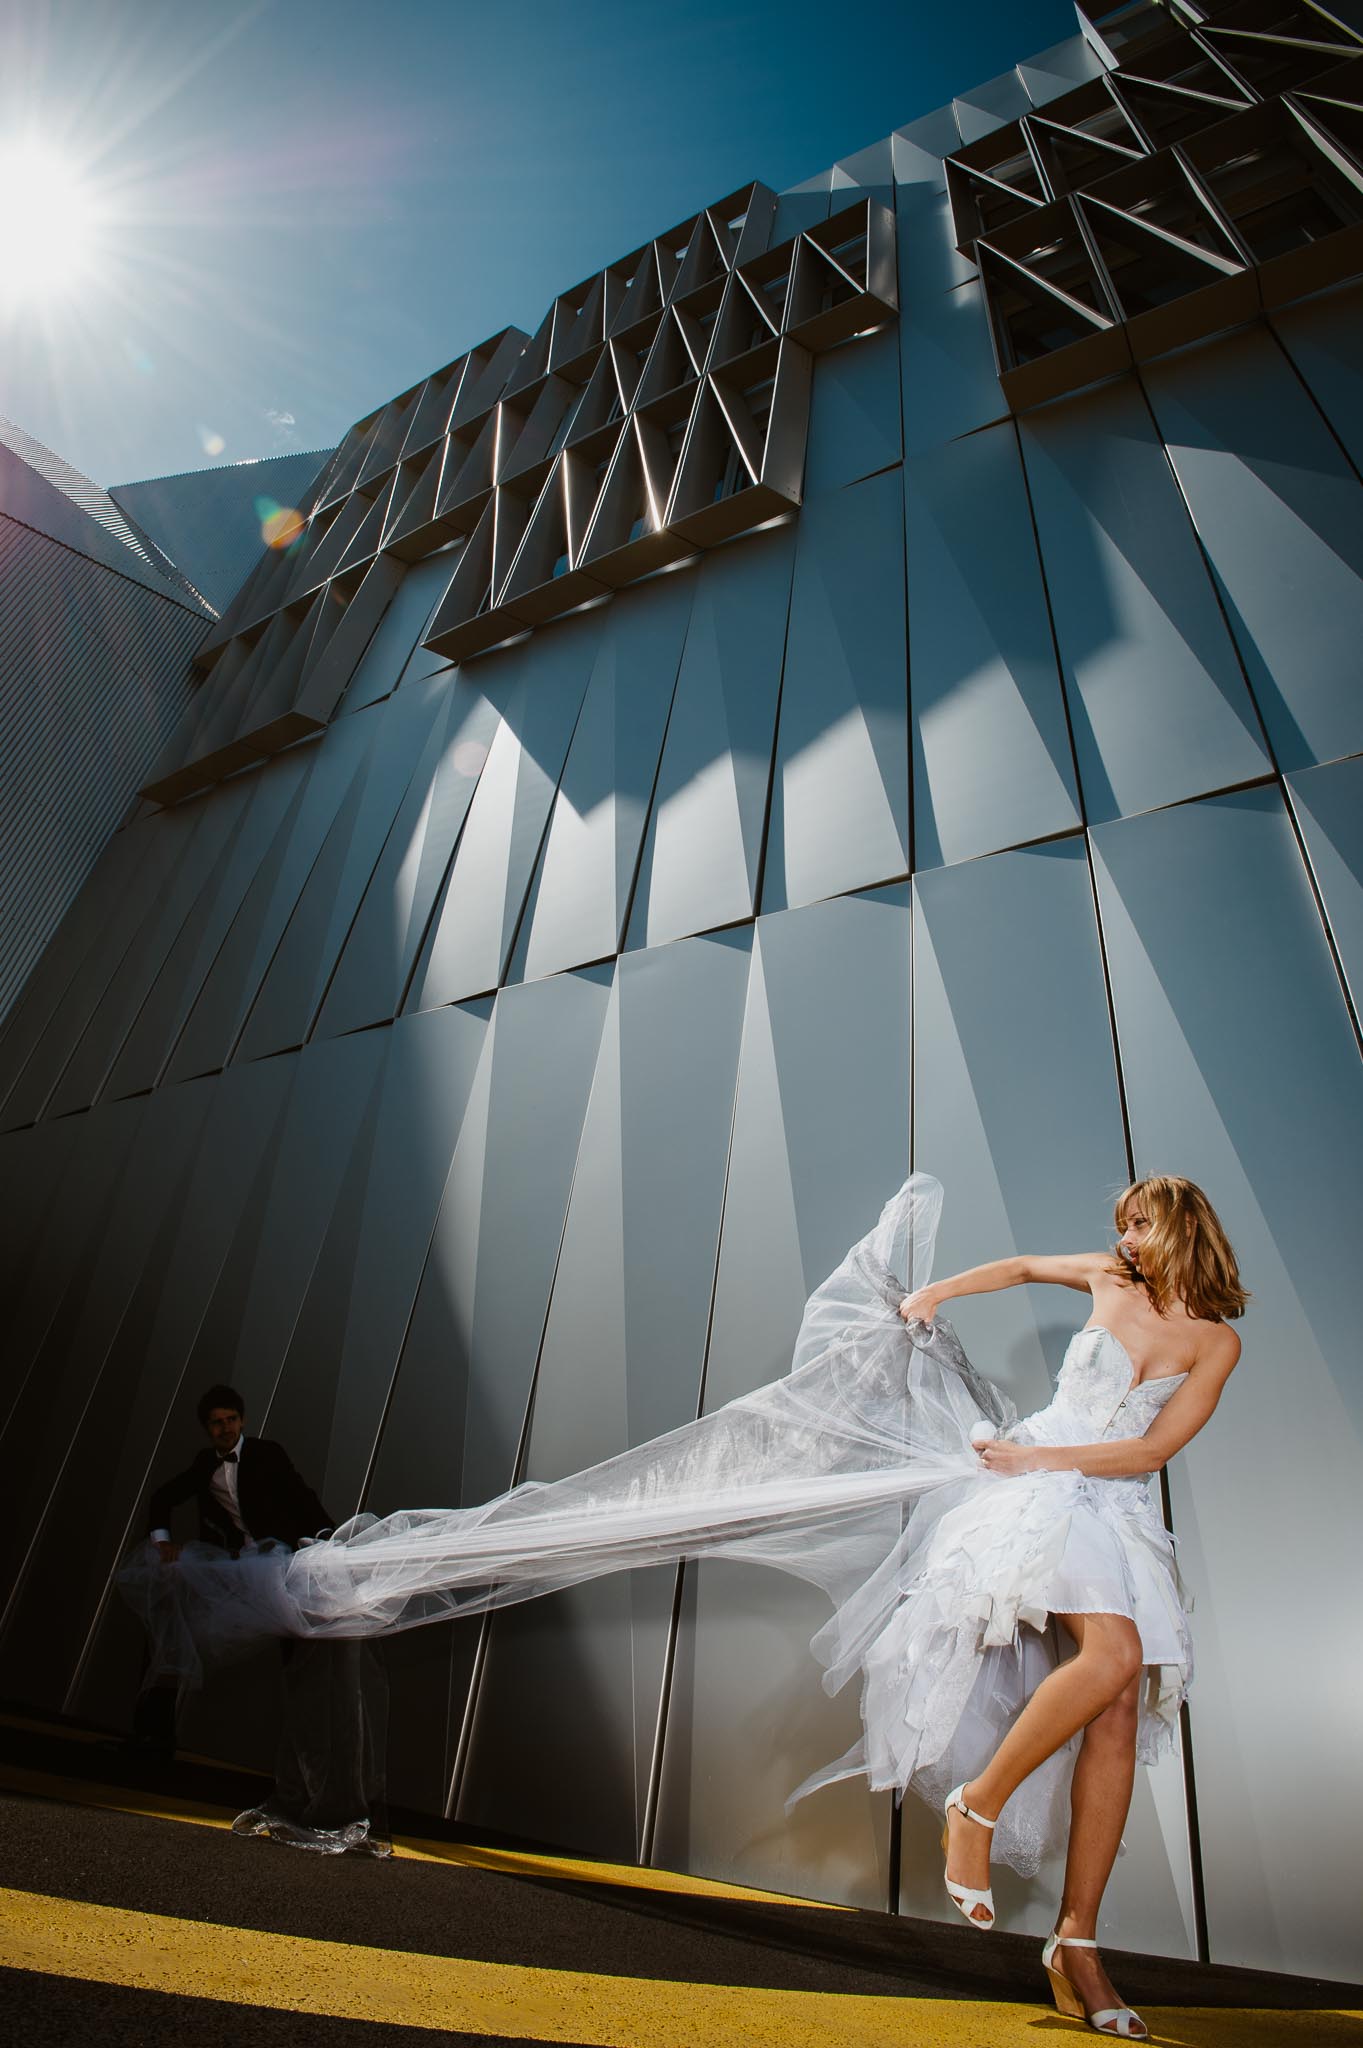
[0, 138, 102, 307]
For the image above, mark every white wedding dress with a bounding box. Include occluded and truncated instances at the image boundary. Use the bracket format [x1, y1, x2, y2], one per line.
[120, 1174, 1192, 1873]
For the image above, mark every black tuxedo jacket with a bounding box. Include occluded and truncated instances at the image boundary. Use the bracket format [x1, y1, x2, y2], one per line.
[147, 1437, 333, 1554]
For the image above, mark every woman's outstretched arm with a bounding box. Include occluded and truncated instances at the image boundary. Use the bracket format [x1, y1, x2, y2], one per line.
[899, 1250, 1108, 1325]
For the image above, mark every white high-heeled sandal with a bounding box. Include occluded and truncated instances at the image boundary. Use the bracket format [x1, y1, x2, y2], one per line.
[941, 1783, 996, 1928]
[1042, 1932, 1148, 2038]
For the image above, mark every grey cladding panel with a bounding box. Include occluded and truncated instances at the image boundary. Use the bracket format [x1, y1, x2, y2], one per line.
[899, 280, 1004, 461]
[409, 617, 602, 1009]
[652, 888, 910, 1903]
[1271, 283, 1363, 477]
[765, 472, 908, 912]
[629, 527, 794, 952]
[1143, 329, 1363, 771]
[105, 751, 318, 1099]
[1092, 788, 1363, 1980]
[516, 575, 695, 983]
[163, 717, 378, 1083]
[803, 324, 903, 494]
[906, 424, 1080, 868]
[463, 933, 750, 1859]
[315, 672, 501, 1038]
[1020, 379, 1269, 821]
[337, 554, 455, 716]
[236, 685, 449, 1060]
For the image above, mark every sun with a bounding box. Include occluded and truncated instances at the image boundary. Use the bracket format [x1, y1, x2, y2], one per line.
[0, 138, 102, 308]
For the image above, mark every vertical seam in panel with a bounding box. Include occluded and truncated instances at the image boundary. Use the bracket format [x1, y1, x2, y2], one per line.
[637, 965, 746, 1866]
[444, 1015, 603, 1818]
[497, 664, 597, 990]
[615, 609, 692, 954]
[1010, 416, 1091, 831]
[1083, 832, 1210, 1966]
[1281, 779, 1363, 1057]
[1129, 363, 1278, 769]
[750, 538, 800, 917]
[1263, 311, 1363, 493]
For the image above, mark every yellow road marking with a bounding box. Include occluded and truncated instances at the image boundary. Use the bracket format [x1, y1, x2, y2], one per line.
[0, 1759, 839, 1908]
[3, 1888, 1361, 2046]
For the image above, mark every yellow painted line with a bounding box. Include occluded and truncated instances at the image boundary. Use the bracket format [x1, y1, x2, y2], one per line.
[3, 1888, 1361, 2047]
[0, 1758, 840, 1908]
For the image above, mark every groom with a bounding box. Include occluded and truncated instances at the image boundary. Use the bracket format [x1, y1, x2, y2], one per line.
[148, 1382, 333, 1560]
[131, 1383, 333, 1756]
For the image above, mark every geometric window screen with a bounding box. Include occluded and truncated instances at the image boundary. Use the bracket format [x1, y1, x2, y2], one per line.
[139, 184, 897, 808]
[952, 0, 1363, 408]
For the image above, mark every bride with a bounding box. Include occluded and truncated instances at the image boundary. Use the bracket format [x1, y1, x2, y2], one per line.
[123, 1171, 1245, 2039]
[899, 1175, 1244, 2038]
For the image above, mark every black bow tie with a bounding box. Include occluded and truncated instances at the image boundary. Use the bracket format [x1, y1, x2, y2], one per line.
[216, 1449, 238, 1464]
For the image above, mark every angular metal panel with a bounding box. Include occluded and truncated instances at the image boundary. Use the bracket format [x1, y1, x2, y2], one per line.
[1091, 787, 1363, 1979]
[162, 717, 379, 1083]
[408, 616, 603, 1008]
[653, 887, 910, 1905]
[514, 574, 695, 982]
[906, 839, 1195, 1957]
[1286, 755, 1363, 1020]
[907, 423, 1080, 868]
[900, 278, 1005, 460]
[1017, 34, 1110, 106]
[459, 932, 751, 1857]
[955, 68, 1036, 144]
[335, 553, 455, 716]
[1020, 378, 1270, 820]
[0, 811, 189, 1128]
[1271, 280, 1363, 477]
[628, 526, 794, 951]
[45, 786, 254, 1115]
[316, 673, 501, 1038]
[0, 815, 162, 1120]
[771, 173, 833, 241]
[103, 749, 317, 1098]
[803, 324, 903, 494]
[235, 685, 450, 1060]
[369, 967, 613, 1517]
[764, 471, 908, 910]
[0, 1078, 219, 1704]
[1143, 327, 1363, 771]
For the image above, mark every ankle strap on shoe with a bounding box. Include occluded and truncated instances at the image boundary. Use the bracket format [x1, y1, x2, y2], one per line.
[1052, 1934, 1099, 1948]
[952, 1792, 997, 1830]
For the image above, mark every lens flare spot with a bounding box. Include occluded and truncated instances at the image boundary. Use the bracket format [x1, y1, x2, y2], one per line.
[451, 739, 489, 777]
[198, 425, 227, 457]
[255, 496, 304, 550]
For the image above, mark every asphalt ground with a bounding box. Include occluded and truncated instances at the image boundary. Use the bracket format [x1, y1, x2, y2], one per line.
[2, 1711, 1361, 2047]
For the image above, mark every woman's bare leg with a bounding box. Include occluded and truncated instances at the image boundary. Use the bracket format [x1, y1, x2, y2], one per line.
[943, 1614, 1142, 1918]
[1050, 1674, 1144, 2023]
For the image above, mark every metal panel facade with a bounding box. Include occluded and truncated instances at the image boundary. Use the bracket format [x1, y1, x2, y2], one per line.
[1, 9, 1361, 1980]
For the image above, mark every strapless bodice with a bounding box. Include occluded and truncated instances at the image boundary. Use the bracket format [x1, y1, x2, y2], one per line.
[1017, 1326, 1187, 1457]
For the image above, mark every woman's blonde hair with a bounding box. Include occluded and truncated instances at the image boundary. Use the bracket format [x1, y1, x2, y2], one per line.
[1112, 1175, 1249, 1322]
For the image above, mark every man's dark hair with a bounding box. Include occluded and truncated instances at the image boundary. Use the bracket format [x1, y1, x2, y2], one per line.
[196, 1383, 247, 1428]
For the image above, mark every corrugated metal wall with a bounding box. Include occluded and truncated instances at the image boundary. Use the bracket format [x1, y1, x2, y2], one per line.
[0, 513, 209, 1020]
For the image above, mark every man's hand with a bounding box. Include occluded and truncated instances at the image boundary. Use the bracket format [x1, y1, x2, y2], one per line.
[155, 1541, 180, 1563]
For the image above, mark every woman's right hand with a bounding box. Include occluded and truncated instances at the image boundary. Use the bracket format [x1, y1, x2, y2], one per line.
[899, 1286, 945, 1326]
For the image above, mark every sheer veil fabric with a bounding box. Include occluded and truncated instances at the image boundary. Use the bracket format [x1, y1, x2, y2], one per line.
[120, 1174, 1189, 1874]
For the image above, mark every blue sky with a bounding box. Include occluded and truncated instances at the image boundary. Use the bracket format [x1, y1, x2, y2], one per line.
[0, 0, 1079, 485]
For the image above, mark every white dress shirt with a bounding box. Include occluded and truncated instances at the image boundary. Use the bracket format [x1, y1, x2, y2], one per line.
[151, 1437, 252, 1545]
